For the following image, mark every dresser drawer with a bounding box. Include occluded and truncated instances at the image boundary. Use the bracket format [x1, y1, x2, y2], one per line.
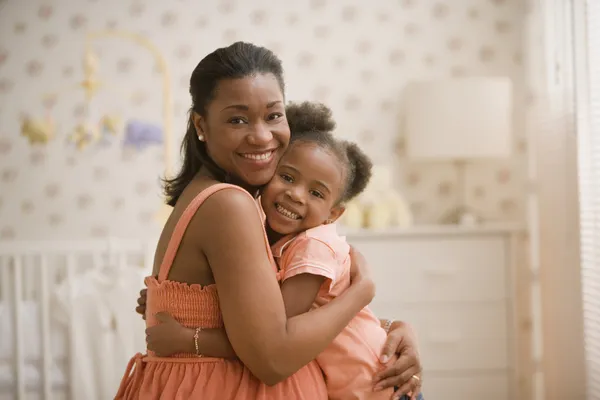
[424, 372, 510, 400]
[372, 302, 509, 371]
[349, 237, 507, 302]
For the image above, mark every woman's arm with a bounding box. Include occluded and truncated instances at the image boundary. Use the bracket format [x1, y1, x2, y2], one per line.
[197, 189, 374, 385]
[147, 273, 326, 359]
[146, 243, 366, 359]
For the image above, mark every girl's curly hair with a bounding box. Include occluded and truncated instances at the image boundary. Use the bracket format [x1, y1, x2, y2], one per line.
[285, 101, 372, 202]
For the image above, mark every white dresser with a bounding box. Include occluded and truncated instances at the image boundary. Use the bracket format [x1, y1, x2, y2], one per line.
[344, 224, 523, 400]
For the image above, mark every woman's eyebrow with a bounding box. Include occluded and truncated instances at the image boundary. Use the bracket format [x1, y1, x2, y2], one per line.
[221, 100, 282, 112]
[221, 104, 248, 112]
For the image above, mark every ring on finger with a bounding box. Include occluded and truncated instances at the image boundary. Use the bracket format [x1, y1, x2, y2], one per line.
[411, 374, 420, 382]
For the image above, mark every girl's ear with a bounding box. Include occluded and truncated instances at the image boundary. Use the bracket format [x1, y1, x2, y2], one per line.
[326, 205, 345, 224]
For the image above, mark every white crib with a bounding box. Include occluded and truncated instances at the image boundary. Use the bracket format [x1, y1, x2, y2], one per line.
[0, 238, 156, 400]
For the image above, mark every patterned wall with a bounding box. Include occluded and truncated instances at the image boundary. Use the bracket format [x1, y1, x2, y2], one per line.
[0, 0, 527, 240]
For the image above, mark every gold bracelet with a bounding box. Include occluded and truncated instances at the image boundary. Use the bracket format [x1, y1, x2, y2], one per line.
[382, 319, 393, 333]
[193, 327, 203, 357]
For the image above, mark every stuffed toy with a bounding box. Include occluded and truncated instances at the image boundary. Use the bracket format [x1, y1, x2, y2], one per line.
[340, 165, 413, 229]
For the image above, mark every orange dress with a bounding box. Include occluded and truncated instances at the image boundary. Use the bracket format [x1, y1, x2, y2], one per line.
[115, 183, 328, 400]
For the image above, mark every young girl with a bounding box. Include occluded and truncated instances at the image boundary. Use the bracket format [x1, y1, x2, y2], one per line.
[147, 102, 422, 400]
[260, 101, 395, 400]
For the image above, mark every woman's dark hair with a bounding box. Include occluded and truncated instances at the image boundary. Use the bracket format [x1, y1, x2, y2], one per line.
[163, 42, 285, 206]
[285, 101, 372, 203]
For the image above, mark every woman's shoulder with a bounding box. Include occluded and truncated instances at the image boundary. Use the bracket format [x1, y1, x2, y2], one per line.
[191, 183, 271, 259]
[201, 183, 257, 210]
[179, 181, 253, 209]
[184, 183, 262, 228]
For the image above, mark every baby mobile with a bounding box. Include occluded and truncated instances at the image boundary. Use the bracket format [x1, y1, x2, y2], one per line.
[20, 30, 175, 224]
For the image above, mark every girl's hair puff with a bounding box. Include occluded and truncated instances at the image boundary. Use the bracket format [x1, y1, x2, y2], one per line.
[285, 101, 372, 203]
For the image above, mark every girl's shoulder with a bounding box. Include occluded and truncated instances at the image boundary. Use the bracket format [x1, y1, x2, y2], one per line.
[303, 224, 350, 256]
[281, 224, 350, 264]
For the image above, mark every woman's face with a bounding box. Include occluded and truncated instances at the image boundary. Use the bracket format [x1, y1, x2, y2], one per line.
[193, 73, 290, 188]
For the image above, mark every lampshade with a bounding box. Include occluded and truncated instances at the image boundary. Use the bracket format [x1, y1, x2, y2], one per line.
[404, 77, 513, 161]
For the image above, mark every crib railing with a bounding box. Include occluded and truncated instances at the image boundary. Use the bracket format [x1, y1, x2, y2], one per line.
[0, 238, 156, 400]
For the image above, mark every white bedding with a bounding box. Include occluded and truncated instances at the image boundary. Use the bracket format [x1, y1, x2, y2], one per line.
[0, 362, 66, 389]
[0, 301, 68, 389]
[0, 262, 148, 399]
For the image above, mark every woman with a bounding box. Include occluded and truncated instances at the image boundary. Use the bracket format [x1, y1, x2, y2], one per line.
[119, 42, 422, 399]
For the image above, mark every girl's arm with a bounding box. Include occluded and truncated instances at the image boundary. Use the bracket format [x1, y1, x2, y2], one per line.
[196, 189, 373, 385]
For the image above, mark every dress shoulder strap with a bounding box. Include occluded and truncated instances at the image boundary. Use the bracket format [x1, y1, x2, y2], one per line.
[157, 183, 260, 282]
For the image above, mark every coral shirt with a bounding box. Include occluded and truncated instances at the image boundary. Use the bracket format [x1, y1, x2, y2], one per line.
[272, 224, 393, 400]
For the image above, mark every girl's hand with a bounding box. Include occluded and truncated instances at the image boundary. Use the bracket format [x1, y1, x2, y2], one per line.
[373, 321, 422, 399]
[135, 288, 147, 320]
[349, 245, 371, 283]
[349, 246, 375, 303]
[145, 312, 194, 357]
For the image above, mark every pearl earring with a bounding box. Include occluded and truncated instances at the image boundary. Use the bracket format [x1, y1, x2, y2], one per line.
[197, 134, 205, 141]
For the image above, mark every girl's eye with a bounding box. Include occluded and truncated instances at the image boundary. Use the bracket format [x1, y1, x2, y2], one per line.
[280, 174, 293, 183]
[228, 117, 247, 125]
[268, 112, 284, 121]
[310, 190, 324, 199]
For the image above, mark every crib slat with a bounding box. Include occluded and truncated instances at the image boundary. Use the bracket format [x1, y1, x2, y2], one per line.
[13, 256, 25, 399]
[0, 257, 9, 301]
[40, 254, 53, 399]
[0, 238, 160, 399]
[66, 254, 76, 400]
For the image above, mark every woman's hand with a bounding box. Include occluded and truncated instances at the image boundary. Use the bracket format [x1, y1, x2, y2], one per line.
[374, 320, 422, 399]
[145, 312, 195, 357]
[135, 288, 147, 320]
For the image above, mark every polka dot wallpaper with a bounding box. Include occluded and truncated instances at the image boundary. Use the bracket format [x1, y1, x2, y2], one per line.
[0, 0, 527, 239]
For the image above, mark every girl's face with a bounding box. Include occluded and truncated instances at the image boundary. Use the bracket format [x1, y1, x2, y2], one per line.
[193, 73, 290, 189]
[261, 141, 346, 236]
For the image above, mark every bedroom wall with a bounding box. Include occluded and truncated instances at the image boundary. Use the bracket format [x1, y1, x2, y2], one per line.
[0, 0, 527, 240]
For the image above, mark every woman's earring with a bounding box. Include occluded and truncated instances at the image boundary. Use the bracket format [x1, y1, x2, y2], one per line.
[325, 219, 333, 224]
[197, 134, 205, 142]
